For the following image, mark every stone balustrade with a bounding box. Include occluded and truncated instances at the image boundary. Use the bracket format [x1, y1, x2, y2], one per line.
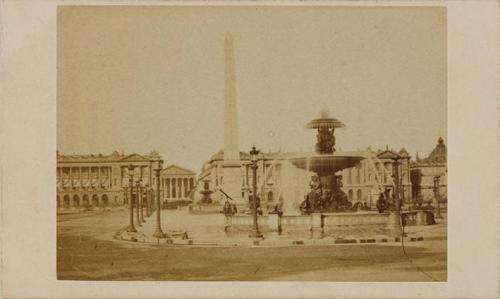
[226, 210, 432, 234]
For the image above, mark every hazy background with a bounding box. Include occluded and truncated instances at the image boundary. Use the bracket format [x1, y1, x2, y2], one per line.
[57, 6, 447, 172]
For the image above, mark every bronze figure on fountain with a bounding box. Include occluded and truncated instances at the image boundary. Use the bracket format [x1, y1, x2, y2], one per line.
[294, 109, 364, 214]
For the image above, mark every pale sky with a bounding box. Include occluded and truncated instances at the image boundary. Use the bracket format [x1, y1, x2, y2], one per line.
[57, 6, 447, 172]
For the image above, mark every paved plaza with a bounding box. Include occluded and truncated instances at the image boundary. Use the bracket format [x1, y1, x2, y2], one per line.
[57, 209, 447, 281]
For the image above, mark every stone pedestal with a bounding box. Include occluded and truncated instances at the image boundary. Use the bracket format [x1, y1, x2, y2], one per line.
[222, 162, 244, 206]
[310, 213, 323, 238]
[268, 214, 280, 231]
[388, 211, 403, 237]
[224, 215, 233, 232]
[416, 210, 427, 226]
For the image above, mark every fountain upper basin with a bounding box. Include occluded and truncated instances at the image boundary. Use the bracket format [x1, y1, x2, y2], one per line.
[289, 151, 365, 175]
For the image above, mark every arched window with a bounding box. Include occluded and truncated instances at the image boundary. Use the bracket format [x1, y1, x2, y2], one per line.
[357, 190, 362, 201]
[73, 195, 80, 207]
[348, 190, 354, 201]
[83, 194, 89, 206]
[92, 194, 99, 206]
[102, 194, 109, 206]
[63, 195, 70, 207]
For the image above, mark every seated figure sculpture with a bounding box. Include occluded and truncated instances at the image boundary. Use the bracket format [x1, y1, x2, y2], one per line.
[300, 174, 352, 214]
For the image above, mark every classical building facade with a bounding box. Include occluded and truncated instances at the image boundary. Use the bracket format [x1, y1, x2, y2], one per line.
[198, 150, 296, 212]
[56, 150, 161, 208]
[410, 137, 447, 203]
[198, 147, 412, 213]
[160, 165, 197, 202]
[340, 148, 412, 206]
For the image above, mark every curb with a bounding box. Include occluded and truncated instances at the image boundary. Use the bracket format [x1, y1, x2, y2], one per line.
[115, 229, 427, 247]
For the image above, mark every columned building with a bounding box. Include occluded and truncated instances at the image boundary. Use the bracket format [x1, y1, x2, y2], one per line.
[56, 150, 161, 209]
[340, 148, 412, 206]
[198, 147, 413, 213]
[160, 165, 197, 202]
[198, 150, 296, 213]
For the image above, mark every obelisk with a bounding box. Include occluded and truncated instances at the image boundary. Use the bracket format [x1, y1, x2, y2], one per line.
[222, 33, 244, 207]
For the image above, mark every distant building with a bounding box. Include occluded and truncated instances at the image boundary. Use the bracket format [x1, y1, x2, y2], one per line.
[57, 150, 161, 208]
[340, 148, 412, 206]
[159, 165, 197, 202]
[198, 146, 412, 213]
[198, 150, 289, 212]
[410, 137, 447, 203]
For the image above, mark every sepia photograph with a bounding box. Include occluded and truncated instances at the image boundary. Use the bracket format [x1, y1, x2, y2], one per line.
[1, 0, 500, 297]
[55, 5, 449, 281]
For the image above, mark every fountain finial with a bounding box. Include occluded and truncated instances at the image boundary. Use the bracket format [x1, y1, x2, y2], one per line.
[320, 108, 330, 118]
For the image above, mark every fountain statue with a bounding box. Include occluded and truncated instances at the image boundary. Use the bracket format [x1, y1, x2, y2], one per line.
[290, 109, 364, 213]
[199, 180, 213, 204]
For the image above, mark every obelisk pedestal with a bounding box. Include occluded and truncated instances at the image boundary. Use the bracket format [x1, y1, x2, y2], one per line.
[222, 33, 244, 208]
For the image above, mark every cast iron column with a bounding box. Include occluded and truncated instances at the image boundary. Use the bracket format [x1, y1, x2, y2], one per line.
[153, 159, 166, 238]
[145, 185, 150, 217]
[126, 164, 137, 232]
[139, 180, 145, 223]
[249, 146, 263, 239]
[135, 179, 142, 227]
[390, 157, 403, 236]
[434, 176, 443, 219]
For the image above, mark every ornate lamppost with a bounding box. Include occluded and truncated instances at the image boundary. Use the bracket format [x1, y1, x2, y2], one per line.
[249, 146, 263, 239]
[390, 156, 403, 236]
[138, 179, 145, 223]
[149, 187, 155, 214]
[144, 184, 150, 217]
[126, 164, 137, 232]
[433, 176, 443, 219]
[153, 159, 166, 238]
[135, 179, 142, 227]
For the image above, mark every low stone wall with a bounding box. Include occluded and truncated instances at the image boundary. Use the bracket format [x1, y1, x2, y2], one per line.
[280, 215, 312, 230]
[323, 212, 389, 227]
[189, 204, 223, 214]
[230, 215, 274, 231]
[226, 210, 432, 234]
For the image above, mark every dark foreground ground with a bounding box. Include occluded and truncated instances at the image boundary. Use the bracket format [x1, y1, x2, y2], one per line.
[57, 210, 446, 281]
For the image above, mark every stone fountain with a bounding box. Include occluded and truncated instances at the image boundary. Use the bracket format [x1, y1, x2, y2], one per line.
[289, 109, 365, 213]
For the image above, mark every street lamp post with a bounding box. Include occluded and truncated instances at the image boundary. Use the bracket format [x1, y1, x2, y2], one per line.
[153, 159, 166, 238]
[126, 164, 137, 232]
[390, 157, 403, 236]
[135, 179, 142, 227]
[144, 185, 150, 217]
[249, 146, 263, 239]
[434, 176, 443, 219]
[138, 180, 145, 223]
[150, 187, 155, 213]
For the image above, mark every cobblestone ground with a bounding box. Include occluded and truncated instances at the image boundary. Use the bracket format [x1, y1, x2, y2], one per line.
[57, 209, 447, 281]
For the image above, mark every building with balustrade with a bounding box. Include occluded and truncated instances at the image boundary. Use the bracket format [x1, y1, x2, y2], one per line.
[56, 150, 162, 208]
[198, 150, 297, 213]
[339, 148, 412, 206]
[198, 147, 412, 213]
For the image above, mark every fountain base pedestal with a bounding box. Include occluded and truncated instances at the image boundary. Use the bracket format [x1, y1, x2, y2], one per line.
[310, 213, 324, 238]
[388, 211, 403, 237]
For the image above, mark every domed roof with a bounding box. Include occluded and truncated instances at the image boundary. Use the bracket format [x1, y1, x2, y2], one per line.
[427, 137, 447, 163]
[399, 148, 410, 157]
